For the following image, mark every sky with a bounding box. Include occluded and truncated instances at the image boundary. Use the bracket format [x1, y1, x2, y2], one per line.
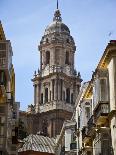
[0, 0, 116, 111]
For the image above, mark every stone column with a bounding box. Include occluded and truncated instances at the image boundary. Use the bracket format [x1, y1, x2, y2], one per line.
[58, 79, 60, 100]
[56, 78, 58, 100]
[43, 85, 45, 104]
[48, 83, 50, 102]
[52, 80, 54, 100]
[34, 84, 36, 107]
[108, 57, 116, 155]
[35, 83, 39, 113]
[54, 79, 57, 100]
[61, 80, 63, 101]
[40, 51, 42, 71]
[53, 47, 55, 65]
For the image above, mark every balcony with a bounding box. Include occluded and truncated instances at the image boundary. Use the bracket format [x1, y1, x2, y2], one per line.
[39, 101, 74, 113]
[41, 65, 74, 77]
[94, 101, 109, 124]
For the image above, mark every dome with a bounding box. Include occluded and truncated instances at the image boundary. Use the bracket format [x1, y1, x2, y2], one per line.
[40, 9, 75, 46]
[44, 9, 70, 35]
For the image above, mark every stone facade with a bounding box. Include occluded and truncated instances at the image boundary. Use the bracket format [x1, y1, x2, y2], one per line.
[55, 40, 116, 155]
[0, 21, 19, 155]
[28, 9, 81, 137]
[75, 41, 116, 155]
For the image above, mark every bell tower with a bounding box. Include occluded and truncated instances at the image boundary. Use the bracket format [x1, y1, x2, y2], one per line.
[32, 4, 82, 137]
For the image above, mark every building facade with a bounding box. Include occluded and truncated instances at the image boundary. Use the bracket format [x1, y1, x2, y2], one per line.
[0, 21, 19, 155]
[55, 40, 116, 155]
[27, 7, 81, 137]
[55, 83, 89, 155]
[75, 40, 116, 155]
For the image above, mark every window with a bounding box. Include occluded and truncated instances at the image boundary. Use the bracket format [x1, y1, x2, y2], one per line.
[0, 126, 4, 135]
[65, 51, 69, 65]
[46, 51, 50, 65]
[45, 88, 48, 103]
[100, 78, 108, 101]
[41, 93, 43, 104]
[0, 106, 5, 114]
[50, 91, 51, 101]
[0, 43, 6, 51]
[52, 80, 55, 100]
[60, 79, 63, 100]
[63, 91, 65, 101]
[71, 93, 73, 104]
[93, 79, 100, 107]
[0, 51, 6, 58]
[0, 58, 6, 66]
[12, 112, 17, 119]
[66, 88, 70, 103]
[55, 49, 60, 64]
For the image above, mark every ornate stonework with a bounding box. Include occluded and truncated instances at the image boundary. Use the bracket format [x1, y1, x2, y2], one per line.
[30, 8, 82, 137]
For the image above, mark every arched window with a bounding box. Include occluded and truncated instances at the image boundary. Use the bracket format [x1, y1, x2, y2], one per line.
[63, 91, 65, 101]
[66, 88, 70, 103]
[71, 93, 73, 104]
[46, 51, 50, 65]
[65, 51, 69, 65]
[50, 91, 51, 101]
[45, 88, 48, 103]
[41, 93, 43, 104]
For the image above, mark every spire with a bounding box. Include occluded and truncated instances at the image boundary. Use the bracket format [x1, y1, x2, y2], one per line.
[57, 0, 59, 9]
[53, 0, 62, 22]
[0, 21, 6, 40]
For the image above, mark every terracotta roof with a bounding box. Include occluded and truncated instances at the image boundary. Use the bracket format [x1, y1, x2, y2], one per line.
[18, 134, 56, 154]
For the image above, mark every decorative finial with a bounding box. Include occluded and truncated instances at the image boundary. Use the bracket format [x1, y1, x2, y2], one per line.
[53, 0, 62, 22]
[34, 71, 36, 77]
[57, 0, 59, 9]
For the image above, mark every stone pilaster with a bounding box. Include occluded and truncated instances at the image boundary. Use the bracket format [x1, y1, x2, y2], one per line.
[108, 57, 116, 155]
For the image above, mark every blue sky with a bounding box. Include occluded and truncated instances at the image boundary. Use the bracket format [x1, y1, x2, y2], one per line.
[0, 0, 116, 110]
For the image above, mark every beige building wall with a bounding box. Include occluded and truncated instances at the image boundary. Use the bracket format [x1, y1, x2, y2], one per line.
[108, 56, 116, 155]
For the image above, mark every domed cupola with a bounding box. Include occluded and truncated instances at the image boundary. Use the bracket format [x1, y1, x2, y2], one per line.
[44, 9, 70, 35]
[40, 8, 75, 47]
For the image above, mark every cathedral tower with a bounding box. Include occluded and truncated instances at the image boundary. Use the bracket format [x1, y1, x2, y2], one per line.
[32, 5, 81, 137]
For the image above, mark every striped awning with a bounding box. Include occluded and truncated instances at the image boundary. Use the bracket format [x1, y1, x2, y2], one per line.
[18, 134, 56, 154]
